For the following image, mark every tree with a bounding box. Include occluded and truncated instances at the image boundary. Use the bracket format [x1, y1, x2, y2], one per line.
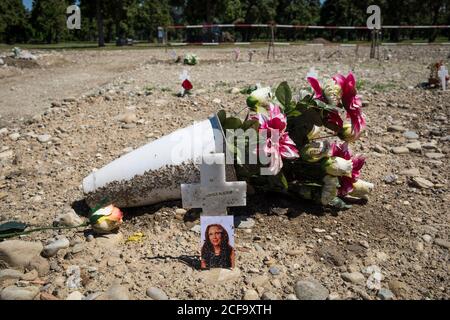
[0, 0, 31, 44]
[30, 0, 70, 43]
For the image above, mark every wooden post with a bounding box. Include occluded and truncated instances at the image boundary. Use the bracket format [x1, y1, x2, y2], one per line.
[164, 27, 169, 53]
[267, 23, 275, 60]
[370, 29, 376, 59]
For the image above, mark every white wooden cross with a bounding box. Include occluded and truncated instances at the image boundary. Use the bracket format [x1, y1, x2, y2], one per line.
[181, 153, 247, 216]
[438, 65, 448, 91]
[233, 48, 240, 61]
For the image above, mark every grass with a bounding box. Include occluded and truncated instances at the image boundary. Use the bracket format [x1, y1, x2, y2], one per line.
[371, 81, 398, 92]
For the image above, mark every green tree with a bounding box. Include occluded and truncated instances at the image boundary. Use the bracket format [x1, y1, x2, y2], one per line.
[30, 0, 71, 43]
[0, 0, 31, 43]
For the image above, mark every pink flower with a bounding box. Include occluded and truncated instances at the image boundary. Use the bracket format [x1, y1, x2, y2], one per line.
[333, 73, 366, 136]
[307, 77, 325, 102]
[330, 142, 366, 196]
[253, 104, 299, 175]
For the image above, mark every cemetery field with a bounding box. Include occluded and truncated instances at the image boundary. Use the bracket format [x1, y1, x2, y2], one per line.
[0, 45, 449, 300]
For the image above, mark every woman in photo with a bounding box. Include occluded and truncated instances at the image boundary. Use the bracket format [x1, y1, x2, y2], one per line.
[201, 224, 235, 269]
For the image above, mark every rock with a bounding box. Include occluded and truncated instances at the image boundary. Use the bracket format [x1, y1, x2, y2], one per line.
[434, 239, 450, 249]
[400, 168, 420, 177]
[99, 285, 130, 300]
[295, 279, 329, 300]
[383, 174, 398, 184]
[422, 142, 438, 150]
[317, 247, 346, 266]
[66, 291, 84, 300]
[243, 289, 259, 300]
[175, 208, 187, 215]
[388, 280, 410, 299]
[71, 243, 85, 254]
[261, 292, 279, 300]
[403, 131, 419, 140]
[269, 266, 280, 275]
[0, 240, 43, 270]
[199, 268, 241, 284]
[231, 88, 240, 94]
[0, 128, 8, 135]
[146, 287, 168, 300]
[0, 150, 14, 161]
[235, 217, 255, 229]
[0, 269, 24, 281]
[405, 141, 421, 152]
[27, 256, 50, 276]
[37, 134, 51, 143]
[213, 98, 222, 104]
[364, 265, 383, 291]
[286, 294, 298, 300]
[53, 209, 84, 227]
[0, 286, 39, 300]
[40, 292, 61, 300]
[248, 275, 270, 288]
[190, 225, 201, 234]
[341, 272, 365, 285]
[9, 133, 20, 141]
[21, 270, 38, 281]
[411, 177, 434, 189]
[378, 288, 395, 300]
[0, 58, 3, 65]
[392, 146, 409, 154]
[118, 113, 137, 124]
[122, 123, 136, 129]
[425, 153, 445, 159]
[387, 125, 407, 132]
[42, 238, 70, 258]
[313, 228, 326, 233]
[373, 145, 387, 153]
[95, 232, 123, 248]
[422, 234, 433, 243]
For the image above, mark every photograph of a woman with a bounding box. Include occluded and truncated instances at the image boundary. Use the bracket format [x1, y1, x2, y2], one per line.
[200, 220, 235, 269]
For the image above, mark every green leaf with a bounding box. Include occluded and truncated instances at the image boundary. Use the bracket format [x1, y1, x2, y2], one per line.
[275, 81, 292, 109]
[0, 221, 28, 234]
[287, 110, 302, 118]
[217, 110, 226, 127]
[280, 173, 288, 190]
[223, 117, 243, 130]
[329, 197, 352, 210]
[242, 119, 259, 131]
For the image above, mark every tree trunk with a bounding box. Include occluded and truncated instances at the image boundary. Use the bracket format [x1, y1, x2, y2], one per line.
[96, 0, 105, 47]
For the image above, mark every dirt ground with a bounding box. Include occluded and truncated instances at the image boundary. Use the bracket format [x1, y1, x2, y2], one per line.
[0, 45, 449, 300]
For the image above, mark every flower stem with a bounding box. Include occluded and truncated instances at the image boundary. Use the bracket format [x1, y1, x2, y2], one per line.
[311, 134, 337, 140]
[0, 222, 90, 240]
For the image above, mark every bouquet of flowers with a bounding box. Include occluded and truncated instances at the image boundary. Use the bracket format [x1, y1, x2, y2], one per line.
[428, 61, 449, 86]
[184, 53, 199, 66]
[218, 72, 374, 209]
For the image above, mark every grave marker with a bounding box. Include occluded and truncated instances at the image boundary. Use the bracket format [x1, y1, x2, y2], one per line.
[438, 65, 448, 91]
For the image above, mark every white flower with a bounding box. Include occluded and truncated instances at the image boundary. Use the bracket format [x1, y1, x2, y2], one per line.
[321, 175, 339, 205]
[307, 125, 322, 141]
[322, 157, 353, 177]
[246, 87, 273, 111]
[349, 180, 374, 199]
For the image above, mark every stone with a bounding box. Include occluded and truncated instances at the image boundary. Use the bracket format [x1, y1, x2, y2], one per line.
[422, 234, 433, 243]
[71, 243, 85, 254]
[387, 125, 407, 132]
[243, 289, 259, 300]
[27, 256, 50, 276]
[21, 270, 38, 281]
[40, 292, 61, 300]
[341, 272, 365, 285]
[269, 266, 280, 275]
[235, 217, 255, 229]
[0, 286, 39, 300]
[99, 285, 130, 300]
[403, 131, 419, 140]
[373, 145, 387, 153]
[383, 175, 397, 184]
[317, 247, 346, 267]
[0, 269, 24, 281]
[199, 268, 241, 284]
[261, 292, 279, 300]
[9, 133, 20, 141]
[378, 288, 395, 300]
[53, 209, 84, 227]
[0, 150, 14, 161]
[190, 225, 201, 234]
[0, 240, 43, 270]
[37, 134, 51, 143]
[66, 291, 84, 300]
[213, 98, 222, 104]
[118, 113, 137, 124]
[248, 275, 269, 288]
[122, 123, 136, 129]
[434, 239, 450, 249]
[399, 168, 420, 177]
[175, 208, 187, 215]
[411, 177, 434, 189]
[425, 153, 445, 160]
[392, 147, 409, 154]
[146, 287, 168, 300]
[0, 128, 8, 135]
[295, 279, 329, 300]
[388, 280, 410, 299]
[313, 228, 326, 233]
[405, 141, 421, 152]
[95, 232, 123, 248]
[42, 238, 70, 258]
[231, 88, 240, 94]
[286, 294, 298, 300]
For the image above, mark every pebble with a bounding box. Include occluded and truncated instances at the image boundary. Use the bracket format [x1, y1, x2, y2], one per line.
[403, 131, 419, 139]
[411, 177, 434, 189]
[422, 234, 433, 243]
[71, 243, 85, 254]
[341, 272, 365, 285]
[0, 269, 24, 281]
[146, 287, 169, 300]
[53, 209, 84, 227]
[425, 153, 445, 159]
[122, 123, 136, 129]
[21, 270, 38, 281]
[37, 134, 52, 143]
[175, 208, 187, 215]
[95, 232, 123, 247]
[405, 141, 421, 152]
[400, 168, 420, 177]
[313, 228, 326, 233]
[42, 237, 70, 257]
[373, 145, 387, 153]
[100, 285, 130, 300]
[388, 280, 410, 299]
[383, 174, 397, 184]
[387, 125, 407, 132]
[243, 289, 259, 300]
[0, 128, 8, 135]
[190, 225, 201, 234]
[9, 133, 20, 141]
[0, 240, 43, 270]
[434, 239, 450, 249]
[66, 291, 84, 300]
[392, 146, 409, 154]
[0, 150, 14, 161]
[213, 98, 222, 104]
[269, 266, 280, 275]
[235, 217, 255, 229]
[0, 286, 40, 300]
[261, 292, 279, 300]
[378, 288, 395, 300]
[295, 279, 329, 300]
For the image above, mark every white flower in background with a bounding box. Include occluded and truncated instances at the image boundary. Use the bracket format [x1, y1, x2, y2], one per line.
[246, 87, 273, 111]
[184, 53, 198, 65]
[349, 180, 374, 199]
